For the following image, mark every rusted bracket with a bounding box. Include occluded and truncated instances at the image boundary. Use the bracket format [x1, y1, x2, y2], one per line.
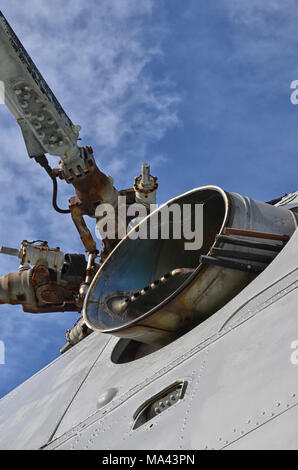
[70, 204, 98, 255]
[66, 146, 119, 259]
[66, 147, 139, 263]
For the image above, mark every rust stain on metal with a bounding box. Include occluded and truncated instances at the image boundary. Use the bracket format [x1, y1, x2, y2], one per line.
[31, 265, 51, 288]
[0, 264, 81, 313]
[224, 227, 290, 243]
[70, 205, 98, 254]
[68, 148, 115, 217]
[119, 188, 136, 205]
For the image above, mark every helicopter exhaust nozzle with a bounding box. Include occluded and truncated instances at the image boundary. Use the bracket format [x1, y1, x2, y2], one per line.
[83, 185, 297, 346]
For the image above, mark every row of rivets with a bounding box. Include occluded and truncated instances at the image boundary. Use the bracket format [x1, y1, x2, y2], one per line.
[13, 83, 65, 149]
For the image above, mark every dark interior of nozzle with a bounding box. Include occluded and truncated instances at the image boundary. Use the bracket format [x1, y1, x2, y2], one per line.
[86, 188, 226, 331]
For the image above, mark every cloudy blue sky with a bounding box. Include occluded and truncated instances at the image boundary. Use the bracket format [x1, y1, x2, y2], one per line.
[0, 0, 298, 398]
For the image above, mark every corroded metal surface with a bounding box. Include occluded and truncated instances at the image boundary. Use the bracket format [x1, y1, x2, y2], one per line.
[0, 263, 83, 313]
[0, 269, 36, 308]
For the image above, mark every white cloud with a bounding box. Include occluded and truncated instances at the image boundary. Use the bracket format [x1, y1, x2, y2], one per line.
[0, 0, 180, 396]
[222, 0, 298, 61]
[2, 0, 178, 175]
[224, 0, 284, 24]
[0, 0, 179, 249]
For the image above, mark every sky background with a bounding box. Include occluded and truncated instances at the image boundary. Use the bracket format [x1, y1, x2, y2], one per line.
[0, 0, 298, 398]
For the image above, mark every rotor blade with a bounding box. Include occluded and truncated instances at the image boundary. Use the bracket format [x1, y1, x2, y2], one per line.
[0, 11, 81, 162]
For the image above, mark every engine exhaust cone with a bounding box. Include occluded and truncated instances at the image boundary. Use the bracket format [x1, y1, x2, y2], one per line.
[83, 185, 296, 345]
